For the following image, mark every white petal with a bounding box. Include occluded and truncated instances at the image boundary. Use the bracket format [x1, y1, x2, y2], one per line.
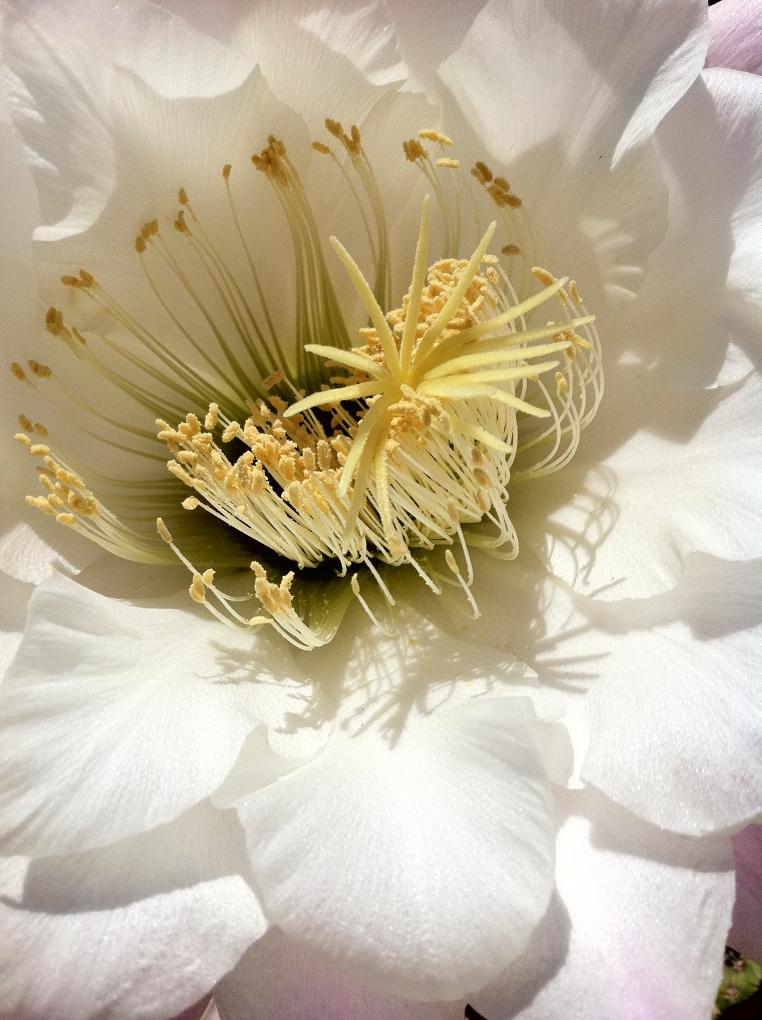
[439, 0, 707, 170]
[622, 69, 762, 375]
[434, 41, 672, 316]
[0, 802, 265, 1020]
[0, 572, 29, 679]
[0, 575, 319, 856]
[429, 549, 611, 790]
[430, 0, 711, 316]
[230, 619, 556, 1001]
[229, 1, 405, 137]
[215, 930, 463, 1020]
[511, 71, 762, 600]
[436, 536, 762, 836]
[384, 0, 487, 93]
[577, 552, 762, 833]
[439, 512, 762, 836]
[2, 0, 253, 235]
[524, 359, 762, 600]
[23, 60, 300, 319]
[730, 823, 762, 962]
[472, 789, 735, 1020]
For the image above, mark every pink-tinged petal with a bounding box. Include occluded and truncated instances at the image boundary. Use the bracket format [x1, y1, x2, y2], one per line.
[702, 69, 762, 333]
[472, 789, 735, 1020]
[708, 0, 762, 75]
[0, 576, 320, 857]
[730, 823, 762, 962]
[0, 803, 265, 1020]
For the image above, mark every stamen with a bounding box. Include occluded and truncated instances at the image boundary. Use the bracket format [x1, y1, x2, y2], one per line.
[12, 114, 603, 648]
[350, 573, 395, 635]
[325, 119, 392, 307]
[444, 547, 481, 619]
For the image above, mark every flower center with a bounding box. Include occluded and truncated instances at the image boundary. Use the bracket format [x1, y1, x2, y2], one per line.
[12, 121, 603, 649]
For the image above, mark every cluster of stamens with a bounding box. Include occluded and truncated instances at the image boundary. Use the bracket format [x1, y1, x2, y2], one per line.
[12, 122, 603, 649]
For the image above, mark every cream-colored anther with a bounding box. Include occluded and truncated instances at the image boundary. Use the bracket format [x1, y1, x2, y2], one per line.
[156, 518, 173, 544]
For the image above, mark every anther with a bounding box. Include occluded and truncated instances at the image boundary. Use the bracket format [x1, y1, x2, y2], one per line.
[189, 573, 206, 603]
[532, 267, 556, 287]
[419, 129, 454, 145]
[204, 403, 220, 429]
[262, 370, 285, 390]
[444, 548, 459, 573]
[156, 517, 174, 544]
[403, 139, 427, 162]
[28, 361, 52, 379]
[473, 160, 493, 184]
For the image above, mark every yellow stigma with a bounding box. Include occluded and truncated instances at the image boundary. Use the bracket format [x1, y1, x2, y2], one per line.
[280, 196, 598, 562]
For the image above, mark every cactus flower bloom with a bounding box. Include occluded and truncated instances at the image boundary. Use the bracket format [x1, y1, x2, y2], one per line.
[0, 1, 760, 1018]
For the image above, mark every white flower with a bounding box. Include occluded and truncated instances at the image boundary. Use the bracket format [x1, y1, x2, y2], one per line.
[0, 1, 760, 1018]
